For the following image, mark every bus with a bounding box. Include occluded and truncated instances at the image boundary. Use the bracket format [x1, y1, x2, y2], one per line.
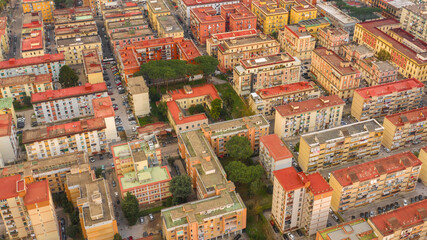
[102, 58, 116, 64]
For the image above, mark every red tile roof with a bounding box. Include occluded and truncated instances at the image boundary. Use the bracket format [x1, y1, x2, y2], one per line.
[273, 167, 307, 191]
[191, 7, 225, 23]
[118, 48, 140, 71]
[0, 54, 65, 70]
[385, 106, 427, 126]
[260, 134, 292, 161]
[0, 74, 52, 88]
[355, 78, 424, 99]
[169, 83, 220, 100]
[275, 95, 345, 117]
[105, 11, 142, 19]
[166, 101, 208, 125]
[369, 199, 427, 236]
[24, 180, 50, 205]
[0, 175, 21, 200]
[211, 29, 258, 40]
[137, 122, 170, 135]
[221, 3, 255, 20]
[314, 47, 360, 75]
[0, 114, 12, 137]
[92, 97, 115, 118]
[22, 30, 43, 51]
[182, 0, 237, 6]
[306, 172, 332, 195]
[132, 37, 176, 49]
[177, 39, 202, 61]
[257, 81, 316, 99]
[31, 83, 107, 103]
[358, 18, 427, 64]
[332, 152, 421, 187]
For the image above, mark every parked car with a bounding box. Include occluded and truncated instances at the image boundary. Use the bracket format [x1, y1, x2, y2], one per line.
[148, 213, 154, 221]
[287, 233, 295, 240]
[403, 199, 408, 206]
[117, 126, 124, 131]
[99, 154, 104, 160]
[139, 217, 144, 224]
[90, 157, 95, 163]
[112, 180, 116, 187]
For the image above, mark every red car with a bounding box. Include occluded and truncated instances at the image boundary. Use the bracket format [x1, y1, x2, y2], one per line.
[108, 92, 113, 95]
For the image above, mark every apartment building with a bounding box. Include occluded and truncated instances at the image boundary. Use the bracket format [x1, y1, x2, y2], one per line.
[288, 0, 317, 24]
[65, 170, 119, 240]
[161, 190, 246, 240]
[177, 39, 202, 63]
[368, 199, 427, 240]
[311, 47, 361, 100]
[0, 114, 18, 167]
[330, 152, 421, 213]
[147, 0, 171, 31]
[55, 24, 98, 40]
[317, 27, 349, 52]
[382, 107, 427, 151]
[351, 78, 424, 121]
[248, 81, 321, 116]
[400, 4, 427, 42]
[23, 117, 108, 160]
[279, 25, 316, 61]
[251, 0, 288, 34]
[177, 0, 239, 26]
[103, 5, 144, 26]
[316, 2, 359, 39]
[190, 7, 226, 44]
[259, 134, 293, 181]
[106, 19, 148, 37]
[201, 114, 270, 157]
[220, 4, 256, 32]
[162, 84, 220, 134]
[157, 15, 184, 39]
[53, 7, 94, 28]
[217, 33, 280, 72]
[0, 98, 16, 124]
[22, 0, 55, 23]
[0, 74, 53, 103]
[362, 0, 414, 18]
[274, 95, 345, 138]
[111, 138, 171, 205]
[21, 29, 44, 59]
[56, 35, 102, 65]
[117, 48, 141, 82]
[297, 17, 330, 37]
[353, 18, 427, 82]
[0, 17, 9, 61]
[419, 147, 427, 185]
[127, 76, 150, 117]
[206, 29, 258, 56]
[0, 175, 59, 240]
[0, 152, 88, 193]
[0, 53, 64, 81]
[82, 49, 103, 84]
[342, 44, 398, 86]
[32, 82, 108, 123]
[272, 167, 332, 235]
[316, 219, 378, 240]
[298, 119, 384, 173]
[233, 53, 301, 96]
[110, 28, 154, 49]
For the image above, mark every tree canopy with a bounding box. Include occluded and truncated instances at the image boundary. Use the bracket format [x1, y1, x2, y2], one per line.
[189, 104, 206, 115]
[210, 99, 222, 120]
[121, 193, 140, 225]
[225, 135, 253, 160]
[170, 175, 192, 205]
[59, 65, 79, 88]
[224, 161, 264, 185]
[194, 56, 219, 79]
[114, 233, 122, 240]
[138, 60, 193, 85]
[376, 49, 391, 61]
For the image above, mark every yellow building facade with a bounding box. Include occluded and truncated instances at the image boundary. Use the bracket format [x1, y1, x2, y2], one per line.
[147, 0, 171, 31]
[251, 0, 288, 34]
[57, 36, 102, 65]
[289, 1, 317, 24]
[22, 0, 55, 23]
[419, 147, 427, 185]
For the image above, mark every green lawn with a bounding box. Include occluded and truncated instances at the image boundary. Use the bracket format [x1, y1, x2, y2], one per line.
[215, 83, 252, 118]
[138, 115, 155, 126]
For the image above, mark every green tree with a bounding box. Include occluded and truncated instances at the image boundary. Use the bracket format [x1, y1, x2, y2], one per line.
[376, 49, 391, 61]
[225, 135, 253, 160]
[210, 99, 222, 120]
[121, 193, 140, 225]
[23, 96, 31, 106]
[194, 55, 219, 80]
[294, 142, 300, 152]
[156, 101, 168, 122]
[66, 225, 81, 238]
[170, 175, 192, 204]
[12, 100, 20, 110]
[224, 161, 264, 185]
[59, 65, 79, 88]
[95, 168, 103, 178]
[222, 92, 233, 111]
[249, 179, 264, 195]
[149, 87, 161, 102]
[188, 104, 205, 115]
[114, 233, 122, 240]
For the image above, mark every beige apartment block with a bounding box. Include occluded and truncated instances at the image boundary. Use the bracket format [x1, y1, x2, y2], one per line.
[368, 199, 427, 240]
[127, 76, 150, 117]
[274, 95, 345, 138]
[298, 119, 383, 173]
[272, 167, 332, 235]
[382, 107, 427, 151]
[279, 25, 315, 61]
[310, 47, 361, 100]
[158, 15, 184, 39]
[316, 219, 378, 240]
[400, 4, 427, 43]
[351, 78, 425, 121]
[232, 53, 301, 96]
[259, 134, 293, 181]
[82, 49, 103, 84]
[248, 81, 321, 117]
[329, 152, 421, 213]
[56, 35, 102, 65]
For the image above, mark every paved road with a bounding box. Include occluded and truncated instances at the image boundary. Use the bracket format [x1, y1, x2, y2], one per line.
[8, 2, 22, 58]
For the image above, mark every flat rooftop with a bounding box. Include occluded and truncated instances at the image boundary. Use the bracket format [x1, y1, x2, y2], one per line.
[55, 24, 98, 37]
[219, 33, 277, 50]
[260, 134, 292, 161]
[314, 47, 359, 75]
[298, 17, 330, 27]
[191, 7, 225, 23]
[211, 29, 258, 41]
[252, 0, 288, 15]
[318, 219, 377, 240]
[256, 81, 317, 99]
[301, 119, 383, 146]
[0, 152, 88, 178]
[127, 76, 148, 95]
[386, 0, 414, 9]
[274, 167, 332, 195]
[22, 12, 42, 29]
[201, 114, 269, 137]
[111, 28, 154, 40]
[275, 95, 344, 117]
[111, 138, 161, 166]
[403, 3, 427, 17]
[31, 82, 107, 103]
[0, 74, 51, 88]
[56, 35, 100, 47]
[181, 0, 239, 6]
[355, 78, 424, 99]
[285, 24, 312, 38]
[82, 49, 102, 74]
[332, 152, 421, 187]
[158, 15, 183, 34]
[22, 30, 43, 51]
[221, 4, 255, 20]
[0, 97, 13, 109]
[107, 19, 148, 30]
[147, 0, 170, 13]
[119, 166, 171, 191]
[177, 39, 201, 61]
[238, 53, 298, 70]
[316, 2, 359, 25]
[162, 190, 245, 229]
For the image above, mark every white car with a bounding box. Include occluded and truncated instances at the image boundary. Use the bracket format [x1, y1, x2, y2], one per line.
[403, 199, 408, 206]
[132, 126, 138, 132]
